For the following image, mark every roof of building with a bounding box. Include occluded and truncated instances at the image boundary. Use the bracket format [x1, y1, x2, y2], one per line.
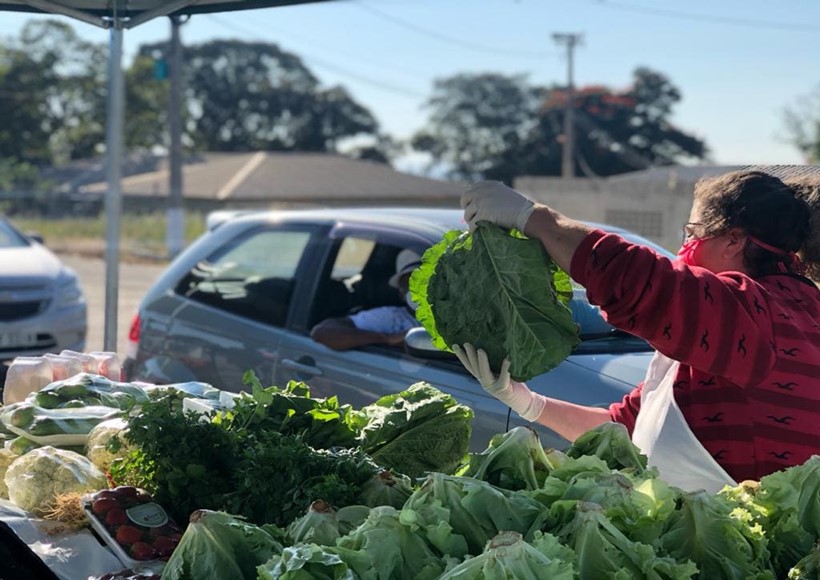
[79, 152, 465, 203]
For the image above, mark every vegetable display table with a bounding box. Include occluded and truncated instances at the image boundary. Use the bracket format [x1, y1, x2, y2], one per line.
[0, 499, 144, 580]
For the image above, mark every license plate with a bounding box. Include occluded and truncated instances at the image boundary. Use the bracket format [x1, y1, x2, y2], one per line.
[0, 333, 37, 348]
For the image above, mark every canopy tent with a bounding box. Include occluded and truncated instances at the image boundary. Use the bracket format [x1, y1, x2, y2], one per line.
[0, 1, 328, 27]
[1, 0, 331, 352]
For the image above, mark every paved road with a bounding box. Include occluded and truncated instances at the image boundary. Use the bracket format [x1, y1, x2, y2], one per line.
[60, 253, 167, 357]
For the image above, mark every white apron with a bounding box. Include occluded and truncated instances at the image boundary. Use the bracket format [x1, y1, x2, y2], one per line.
[631, 351, 737, 494]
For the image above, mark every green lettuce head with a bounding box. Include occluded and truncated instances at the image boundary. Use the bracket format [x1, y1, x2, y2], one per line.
[410, 223, 578, 382]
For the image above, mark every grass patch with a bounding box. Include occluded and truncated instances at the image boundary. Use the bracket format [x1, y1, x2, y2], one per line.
[13, 212, 207, 257]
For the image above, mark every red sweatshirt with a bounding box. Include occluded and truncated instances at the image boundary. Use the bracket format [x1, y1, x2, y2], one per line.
[570, 230, 820, 482]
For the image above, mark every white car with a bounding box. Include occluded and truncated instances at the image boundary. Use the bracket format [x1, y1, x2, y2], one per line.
[0, 216, 87, 366]
[125, 207, 671, 450]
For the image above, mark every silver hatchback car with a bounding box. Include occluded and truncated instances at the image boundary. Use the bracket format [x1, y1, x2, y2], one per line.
[0, 216, 87, 364]
[125, 207, 671, 450]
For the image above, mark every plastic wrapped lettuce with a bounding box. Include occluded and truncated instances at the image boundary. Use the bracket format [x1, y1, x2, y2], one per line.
[358, 382, 473, 479]
[788, 543, 820, 580]
[286, 501, 369, 547]
[410, 223, 579, 382]
[439, 531, 576, 580]
[557, 502, 698, 580]
[336, 505, 453, 579]
[535, 470, 679, 546]
[161, 510, 283, 580]
[257, 543, 371, 580]
[358, 470, 414, 509]
[400, 472, 547, 556]
[657, 490, 774, 580]
[458, 426, 556, 491]
[566, 422, 648, 473]
[719, 456, 820, 578]
[261, 506, 449, 580]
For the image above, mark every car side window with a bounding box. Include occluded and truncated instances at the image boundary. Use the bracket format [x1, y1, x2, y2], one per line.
[309, 236, 377, 326]
[174, 228, 312, 327]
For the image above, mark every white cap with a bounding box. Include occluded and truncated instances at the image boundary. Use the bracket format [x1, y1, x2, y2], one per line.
[388, 249, 422, 288]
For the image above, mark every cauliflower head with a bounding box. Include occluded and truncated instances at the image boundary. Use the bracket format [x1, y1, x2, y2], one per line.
[5, 446, 107, 514]
[0, 448, 19, 498]
[85, 417, 132, 472]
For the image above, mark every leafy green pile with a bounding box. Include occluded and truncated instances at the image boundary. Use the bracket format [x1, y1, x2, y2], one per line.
[410, 223, 579, 381]
[215, 374, 362, 449]
[719, 456, 820, 578]
[110, 394, 379, 527]
[110, 377, 473, 526]
[144, 414, 819, 579]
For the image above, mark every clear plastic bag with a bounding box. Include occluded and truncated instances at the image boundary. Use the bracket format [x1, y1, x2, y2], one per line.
[44, 353, 84, 381]
[3, 357, 53, 405]
[88, 351, 122, 381]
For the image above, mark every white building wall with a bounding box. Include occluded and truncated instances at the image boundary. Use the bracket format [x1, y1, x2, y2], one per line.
[514, 171, 700, 252]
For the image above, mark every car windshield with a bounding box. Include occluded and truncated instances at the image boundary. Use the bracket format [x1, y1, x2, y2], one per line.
[0, 219, 32, 249]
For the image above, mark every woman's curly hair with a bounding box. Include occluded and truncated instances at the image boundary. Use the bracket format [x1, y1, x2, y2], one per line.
[784, 178, 820, 283]
[693, 167, 819, 281]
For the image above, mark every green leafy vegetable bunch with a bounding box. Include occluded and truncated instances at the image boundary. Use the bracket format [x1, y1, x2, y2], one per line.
[410, 223, 579, 381]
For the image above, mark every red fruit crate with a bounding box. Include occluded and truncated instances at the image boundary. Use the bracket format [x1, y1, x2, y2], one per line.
[82, 486, 184, 572]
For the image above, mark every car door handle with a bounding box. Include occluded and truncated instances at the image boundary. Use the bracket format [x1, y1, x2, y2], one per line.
[281, 357, 323, 377]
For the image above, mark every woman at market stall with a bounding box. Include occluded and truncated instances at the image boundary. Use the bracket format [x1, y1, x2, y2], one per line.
[452, 168, 820, 493]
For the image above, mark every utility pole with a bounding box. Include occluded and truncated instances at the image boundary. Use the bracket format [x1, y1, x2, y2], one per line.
[166, 15, 185, 259]
[552, 32, 583, 179]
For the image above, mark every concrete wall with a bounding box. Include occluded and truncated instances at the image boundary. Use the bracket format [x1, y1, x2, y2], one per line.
[514, 173, 696, 252]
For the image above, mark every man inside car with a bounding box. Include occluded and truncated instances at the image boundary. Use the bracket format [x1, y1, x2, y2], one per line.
[310, 249, 421, 351]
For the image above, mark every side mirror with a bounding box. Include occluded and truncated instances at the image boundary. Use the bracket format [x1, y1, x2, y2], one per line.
[26, 231, 44, 245]
[404, 327, 454, 360]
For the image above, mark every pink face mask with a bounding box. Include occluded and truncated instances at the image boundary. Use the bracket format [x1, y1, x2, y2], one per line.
[676, 237, 705, 267]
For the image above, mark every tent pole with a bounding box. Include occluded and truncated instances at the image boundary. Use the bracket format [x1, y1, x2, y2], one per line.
[103, 24, 124, 353]
[166, 15, 185, 259]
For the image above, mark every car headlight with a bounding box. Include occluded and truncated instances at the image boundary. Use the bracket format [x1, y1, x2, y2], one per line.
[56, 274, 85, 309]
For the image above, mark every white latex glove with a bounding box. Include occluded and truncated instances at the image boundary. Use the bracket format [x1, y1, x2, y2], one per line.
[452, 343, 546, 422]
[461, 181, 536, 232]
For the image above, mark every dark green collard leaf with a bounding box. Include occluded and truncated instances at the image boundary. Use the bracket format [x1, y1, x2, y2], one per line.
[358, 383, 473, 480]
[410, 223, 579, 382]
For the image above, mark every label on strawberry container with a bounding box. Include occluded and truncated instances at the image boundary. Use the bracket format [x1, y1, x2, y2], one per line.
[126, 503, 169, 528]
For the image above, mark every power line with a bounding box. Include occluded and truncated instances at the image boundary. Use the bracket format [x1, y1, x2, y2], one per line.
[204, 14, 434, 79]
[589, 0, 820, 33]
[205, 14, 427, 99]
[352, 0, 557, 58]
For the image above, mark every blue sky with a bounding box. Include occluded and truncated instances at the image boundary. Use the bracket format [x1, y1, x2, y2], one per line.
[3, 0, 819, 171]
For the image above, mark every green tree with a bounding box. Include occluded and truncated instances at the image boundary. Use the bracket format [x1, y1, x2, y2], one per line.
[528, 67, 707, 177]
[123, 54, 171, 152]
[0, 38, 60, 165]
[412, 68, 706, 182]
[138, 39, 385, 157]
[14, 19, 109, 162]
[411, 73, 544, 183]
[782, 86, 820, 163]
